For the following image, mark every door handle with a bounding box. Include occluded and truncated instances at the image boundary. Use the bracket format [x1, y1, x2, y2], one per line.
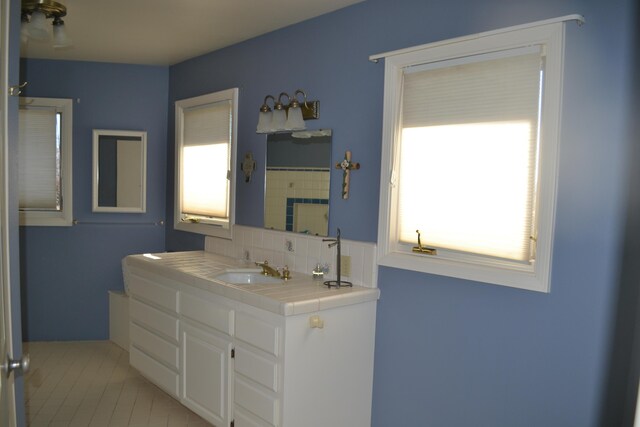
[3, 353, 30, 378]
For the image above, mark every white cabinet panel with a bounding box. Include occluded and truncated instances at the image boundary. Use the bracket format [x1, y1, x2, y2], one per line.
[234, 406, 273, 427]
[128, 274, 178, 313]
[235, 312, 279, 356]
[130, 346, 179, 398]
[235, 346, 278, 392]
[130, 298, 179, 342]
[130, 323, 179, 370]
[181, 291, 234, 335]
[235, 376, 279, 426]
[181, 322, 232, 427]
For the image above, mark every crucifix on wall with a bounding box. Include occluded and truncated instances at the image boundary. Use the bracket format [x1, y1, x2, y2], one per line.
[336, 150, 360, 199]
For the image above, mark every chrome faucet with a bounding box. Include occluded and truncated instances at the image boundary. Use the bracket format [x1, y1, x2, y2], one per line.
[322, 228, 352, 288]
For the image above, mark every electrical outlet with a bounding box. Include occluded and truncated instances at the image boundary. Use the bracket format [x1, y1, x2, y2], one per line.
[340, 255, 351, 277]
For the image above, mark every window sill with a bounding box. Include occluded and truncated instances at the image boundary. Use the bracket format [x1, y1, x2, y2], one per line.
[174, 220, 232, 240]
[20, 211, 72, 227]
[377, 250, 550, 293]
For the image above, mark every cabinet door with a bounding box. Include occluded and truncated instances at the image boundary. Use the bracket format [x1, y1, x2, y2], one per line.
[181, 321, 232, 427]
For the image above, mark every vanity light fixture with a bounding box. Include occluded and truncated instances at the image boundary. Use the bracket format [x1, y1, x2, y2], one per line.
[256, 89, 319, 134]
[21, 0, 72, 48]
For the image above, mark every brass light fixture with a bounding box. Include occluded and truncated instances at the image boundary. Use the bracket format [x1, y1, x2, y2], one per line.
[256, 89, 319, 134]
[21, 0, 72, 48]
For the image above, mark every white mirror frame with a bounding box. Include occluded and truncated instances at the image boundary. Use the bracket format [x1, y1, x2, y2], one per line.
[92, 129, 147, 213]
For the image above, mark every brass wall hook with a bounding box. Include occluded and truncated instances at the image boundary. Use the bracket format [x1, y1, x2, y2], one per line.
[9, 81, 27, 96]
[412, 230, 437, 255]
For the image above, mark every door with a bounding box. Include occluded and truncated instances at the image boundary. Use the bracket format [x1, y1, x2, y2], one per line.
[0, 0, 14, 421]
[181, 321, 232, 427]
[0, 0, 22, 424]
[0, 0, 15, 423]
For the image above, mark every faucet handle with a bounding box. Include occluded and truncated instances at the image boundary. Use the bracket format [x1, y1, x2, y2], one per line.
[282, 265, 291, 280]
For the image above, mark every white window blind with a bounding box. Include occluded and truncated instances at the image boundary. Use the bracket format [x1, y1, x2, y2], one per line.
[397, 50, 543, 261]
[181, 100, 231, 219]
[18, 106, 60, 210]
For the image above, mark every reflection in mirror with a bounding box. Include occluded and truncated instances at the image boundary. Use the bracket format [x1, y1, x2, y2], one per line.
[92, 130, 147, 213]
[265, 130, 331, 236]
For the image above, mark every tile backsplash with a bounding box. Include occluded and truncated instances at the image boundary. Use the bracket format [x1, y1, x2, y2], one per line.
[205, 225, 378, 288]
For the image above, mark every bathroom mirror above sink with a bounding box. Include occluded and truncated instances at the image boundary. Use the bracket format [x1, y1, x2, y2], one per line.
[264, 129, 331, 236]
[92, 129, 147, 213]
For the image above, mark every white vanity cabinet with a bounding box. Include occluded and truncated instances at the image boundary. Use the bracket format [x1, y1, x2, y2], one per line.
[125, 254, 378, 427]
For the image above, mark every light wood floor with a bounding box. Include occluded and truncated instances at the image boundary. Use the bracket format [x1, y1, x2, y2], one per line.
[23, 341, 213, 427]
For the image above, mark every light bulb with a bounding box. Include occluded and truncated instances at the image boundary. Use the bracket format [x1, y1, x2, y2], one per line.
[284, 105, 305, 131]
[52, 19, 72, 48]
[271, 108, 286, 132]
[256, 110, 273, 133]
[28, 11, 49, 40]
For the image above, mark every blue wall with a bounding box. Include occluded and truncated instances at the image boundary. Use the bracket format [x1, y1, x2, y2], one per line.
[165, 0, 635, 426]
[19, 60, 168, 341]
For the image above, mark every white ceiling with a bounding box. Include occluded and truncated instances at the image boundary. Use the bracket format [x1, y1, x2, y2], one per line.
[20, 0, 364, 66]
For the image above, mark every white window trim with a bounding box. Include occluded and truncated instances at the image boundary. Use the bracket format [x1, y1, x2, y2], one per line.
[19, 97, 73, 227]
[174, 88, 238, 239]
[375, 18, 575, 293]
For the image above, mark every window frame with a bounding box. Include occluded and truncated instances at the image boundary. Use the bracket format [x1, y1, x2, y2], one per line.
[18, 97, 73, 227]
[376, 21, 567, 293]
[174, 88, 238, 239]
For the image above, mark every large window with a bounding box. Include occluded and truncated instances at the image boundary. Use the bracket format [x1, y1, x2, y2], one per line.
[376, 18, 572, 292]
[18, 97, 73, 226]
[174, 88, 238, 239]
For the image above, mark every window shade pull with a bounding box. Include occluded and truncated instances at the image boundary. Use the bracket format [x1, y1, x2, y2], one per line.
[412, 230, 437, 255]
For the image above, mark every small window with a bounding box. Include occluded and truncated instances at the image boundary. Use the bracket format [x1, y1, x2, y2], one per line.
[376, 20, 569, 292]
[18, 97, 73, 226]
[174, 88, 238, 239]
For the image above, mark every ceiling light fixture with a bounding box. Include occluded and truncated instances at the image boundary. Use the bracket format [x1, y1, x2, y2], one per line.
[21, 0, 72, 48]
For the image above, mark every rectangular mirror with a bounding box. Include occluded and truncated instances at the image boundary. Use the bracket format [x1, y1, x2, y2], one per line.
[92, 129, 147, 213]
[265, 129, 331, 236]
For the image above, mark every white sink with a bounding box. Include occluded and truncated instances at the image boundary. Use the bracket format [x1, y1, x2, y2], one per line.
[214, 270, 283, 285]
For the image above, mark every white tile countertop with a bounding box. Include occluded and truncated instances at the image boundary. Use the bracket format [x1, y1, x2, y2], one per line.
[123, 251, 380, 316]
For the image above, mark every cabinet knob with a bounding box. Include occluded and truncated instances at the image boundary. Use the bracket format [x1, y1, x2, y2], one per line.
[309, 315, 324, 329]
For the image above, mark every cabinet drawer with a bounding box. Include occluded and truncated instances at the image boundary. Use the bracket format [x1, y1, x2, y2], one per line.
[128, 274, 178, 313]
[235, 313, 279, 356]
[130, 298, 179, 342]
[235, 377, 279, 426]
[130, 346, 179, 398]
[235, 347, 278, 392]
[234, 406, 274, 427]
[180, 292, 234, 336]
[130, 323, 179, 370]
